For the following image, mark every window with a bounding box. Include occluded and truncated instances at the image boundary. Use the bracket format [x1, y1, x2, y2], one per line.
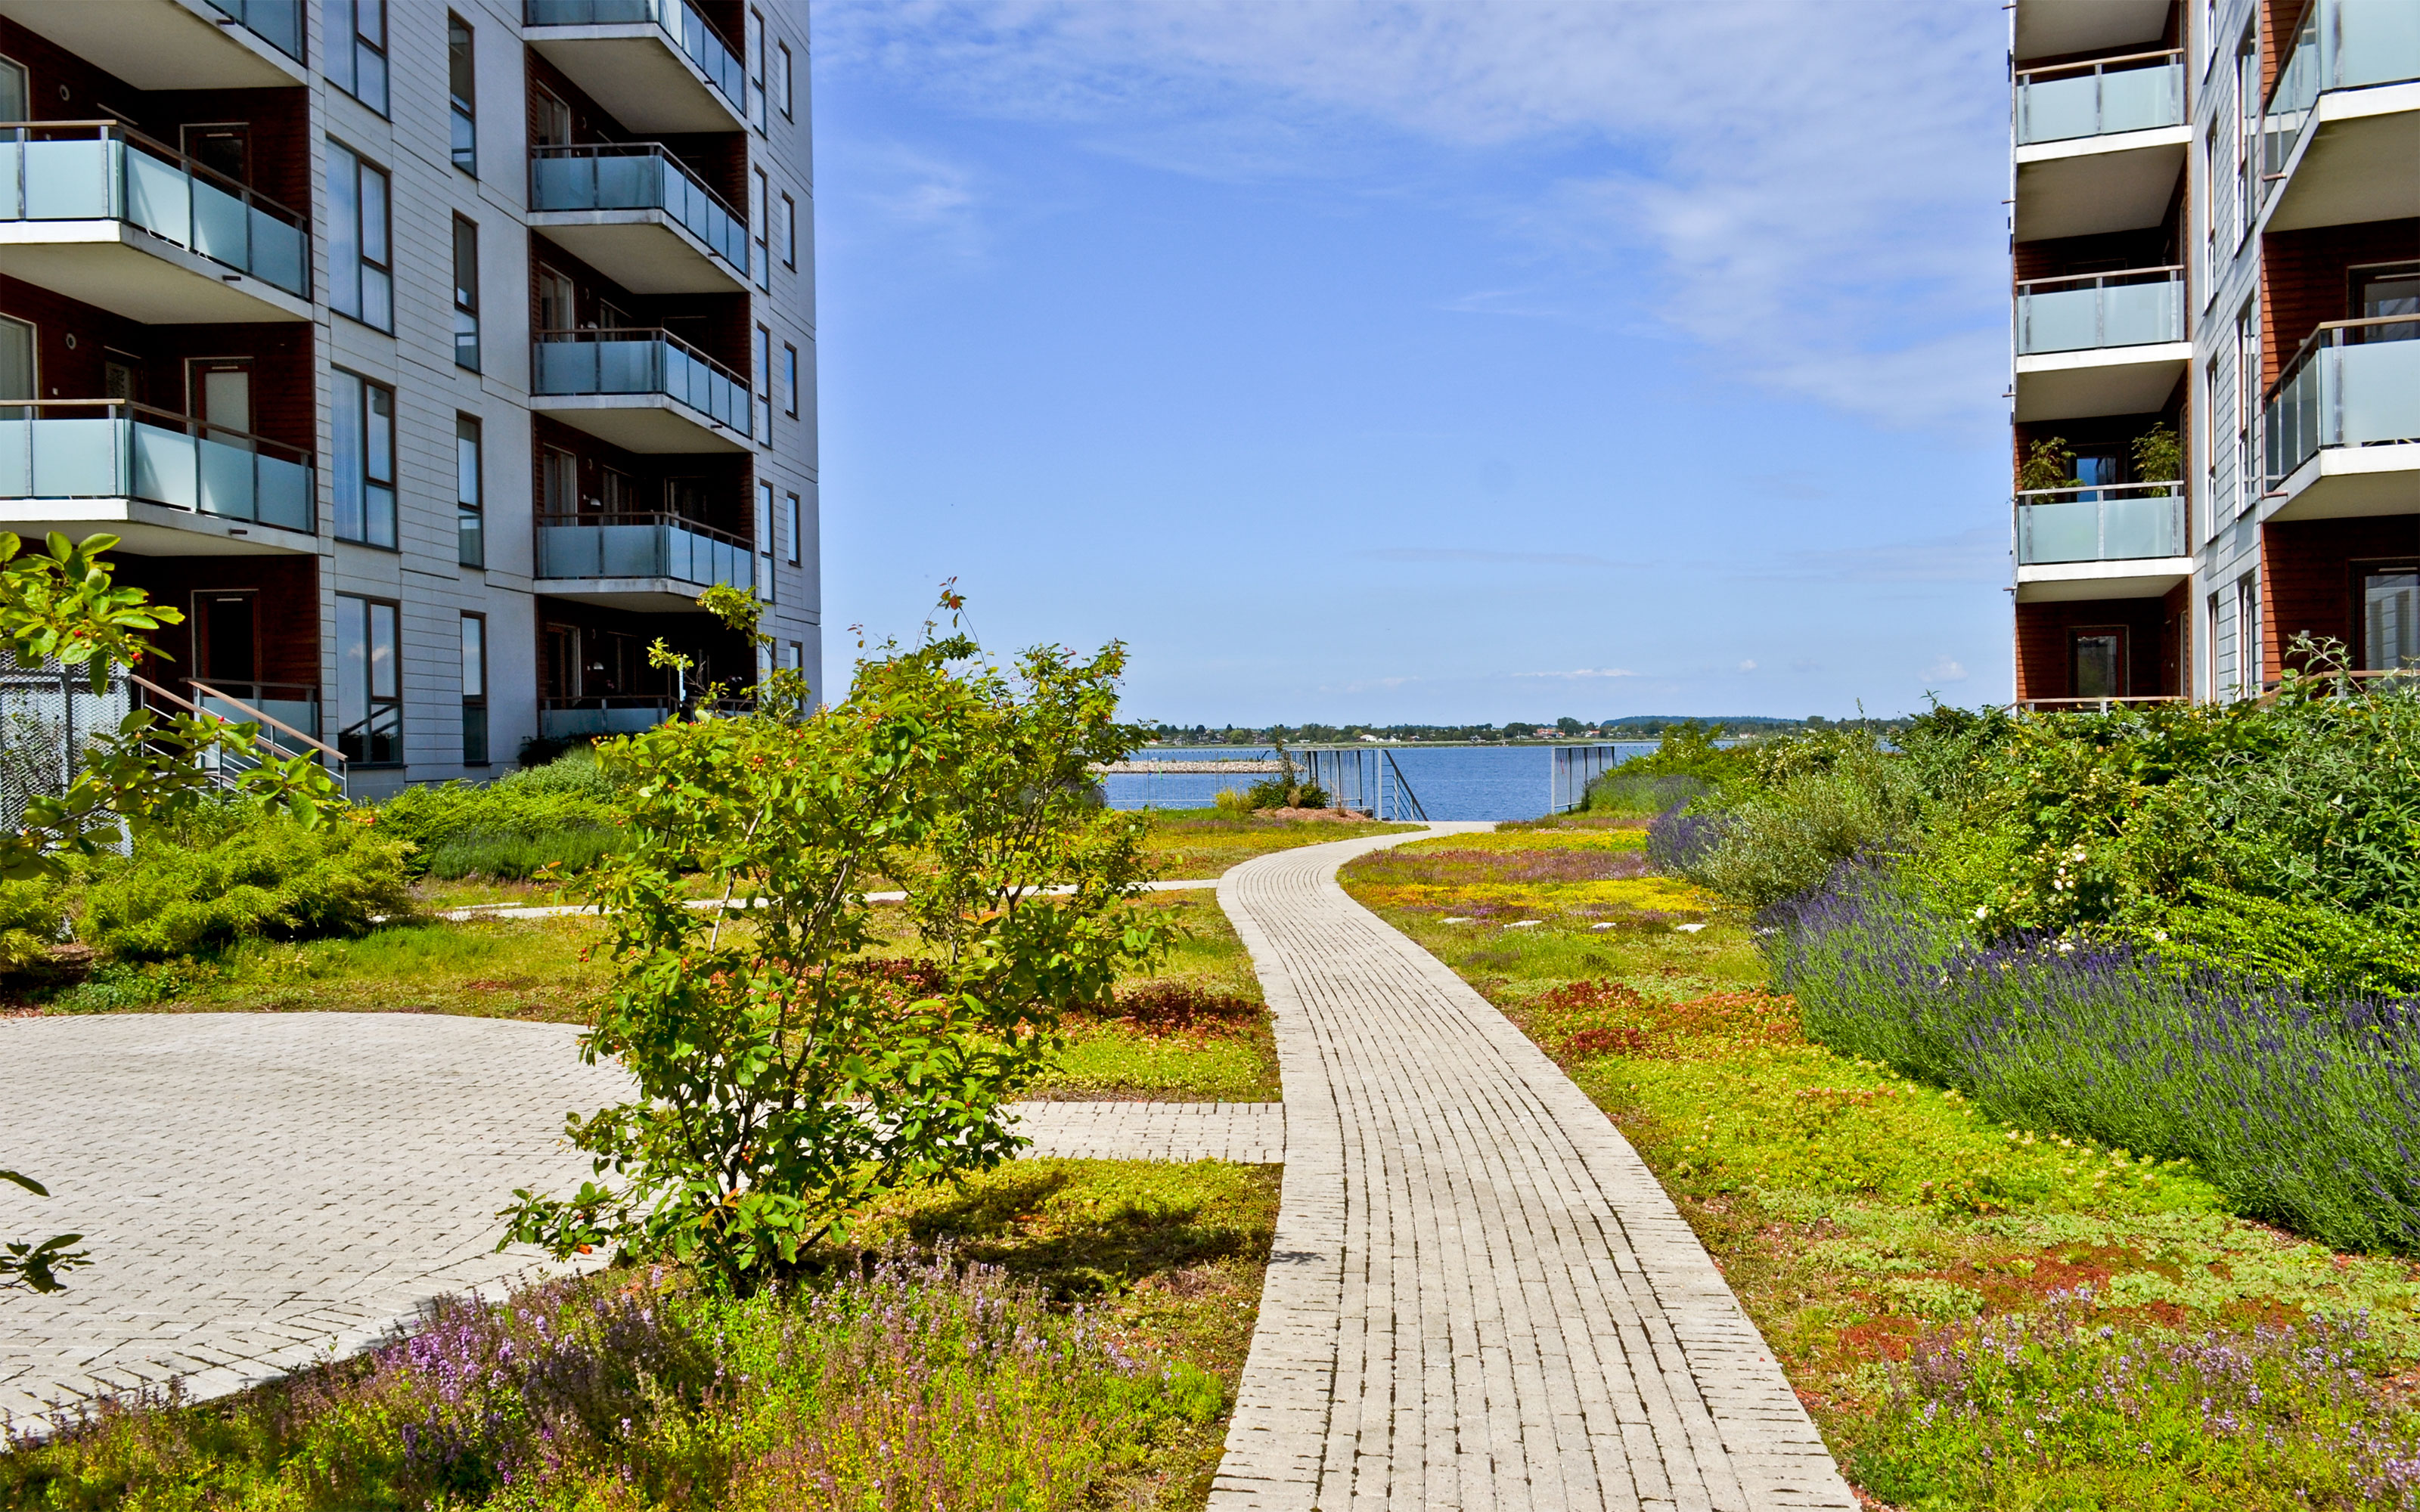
[782, 343, 798, 417]
[448, 14, 476, 175]
[327, 142, 392, 330]
[780, 193, 796, 267]
[0, 314, 31, 408]
[2235, 26, 2260, 244]
[2235, 574, 2262, 699]
[456, 414, 484, 567]
[534, 88, 572, 148]
[543, 446, 576, 516]
[461, 612, 489, 765]
[451, 216, 480, 371]
[2071, 631, 2125, 700]
[2353, 262, 2420, 342]
[538, 266, 576, 333]
[335, 593, 400, 765]
[326, 0, 389, 116]
[775, 41, 793, 119]
[747, 9, 766, 129]
[331, 369, 396, 547]
[2235, 299, 2259, 510]
[754, 324, 771, 436]
[0, 54, 26, 122]
[783, 491, 800, 565]
[756, 482, 776, 603]
[2201, 355, 2223, 539]
[752, 168, 770, 290]
[2363, 565, 2419, 672]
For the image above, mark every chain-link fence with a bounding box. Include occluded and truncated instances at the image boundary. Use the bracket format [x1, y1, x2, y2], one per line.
[0, 664, 135, 836]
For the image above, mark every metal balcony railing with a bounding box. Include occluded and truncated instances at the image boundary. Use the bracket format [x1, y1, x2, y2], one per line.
[2263, 0, 2420, 195]
[0, 400, 315, 533]
[535, 511, 756, 589]
[532, 329, 755, 439]
[0, 122, 310, 297]
[201, 0, 305, 62]
[2015, 49, 2184, 145]
[2263, 318, 2420, 488]
[190, 678, 322, 744]
[530, 143, 749, 274]
[2015, 481, 2188, 565]
[523, 0, 746, 113]
[540, 696, 675, 739]
[2015, 266, 2185, 355]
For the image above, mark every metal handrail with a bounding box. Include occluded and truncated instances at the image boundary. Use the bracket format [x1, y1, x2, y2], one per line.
[0, 397, 313, 468]
[537, 509, 753, 550]
[2012, 696, 2188, 710]
[2016, 46, 2184, 80]
[0, 119, 309, 231]
[1384, 748, 1428, 822]
[2015, 479, 2184, 501]
[2262, 315, 2420, 403]
[529, 141, 743, 223]
[186, 678, 346, 764]
[532, 327, 749, 389]
[2015, 264, 2184, 293]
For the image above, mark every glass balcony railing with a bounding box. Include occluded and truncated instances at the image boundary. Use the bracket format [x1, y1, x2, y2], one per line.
[536, 512, 756, 588]
[2016, 482, 2188, 565]
[2015, 50, 2184, 145]
[2016, 267, 2184, 355]
[2263, 0, 2420, 194]
[2263, 321, 2420, 488]
[0, 401, 314, 533]
[523, 0, 745, 115]
[193, 680, 322, 745]
[532, 329, 755, 440]
[0, 122, 309, 297]
[530, 144, 749, 274]
[200, 0, 304, 62]
[541, 697, 675, 739]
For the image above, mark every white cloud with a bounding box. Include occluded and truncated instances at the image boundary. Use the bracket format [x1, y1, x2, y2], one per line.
[1738, 659, 1758, 673]
[1515, 668, 1638, 680]
[1364, 547, 1615, 568]
[821, 0, 2009, 429]
[1926, 656, 1971, 684]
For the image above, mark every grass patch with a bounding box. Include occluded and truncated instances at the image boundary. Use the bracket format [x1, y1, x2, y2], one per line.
[1339, 832, 2420, 1510]
[1, 1160, 1278, 1511]
[1138, 809, 1419, 878]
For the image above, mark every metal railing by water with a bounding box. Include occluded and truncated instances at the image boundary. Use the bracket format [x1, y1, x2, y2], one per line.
[0, 400, 315, 532]
[201, 0, 304, 61]
[536, 512, 755, 589]
[2263, 0, 2420, 196]
[2015, 482, 2189, 565]
[2015, 49, 2184, 144]
[0, 121, 309, 296]
[523, 0, 746, 113]
[532, 329, 754, 439]
[2015, 266, 2184, 355]
[529, 144, 749, 274]
[1292, 745, 1430, 821]
[1550, 744, 1622, 814]
[2263, 318, 2420, 488]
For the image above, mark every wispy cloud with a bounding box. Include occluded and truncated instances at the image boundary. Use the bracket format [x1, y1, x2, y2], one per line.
[1926, 656, 1972, 684]
[1770, 528, 2006, 587]
[1363, 547, 1615, 568]
[1515, 667, 1638, 680]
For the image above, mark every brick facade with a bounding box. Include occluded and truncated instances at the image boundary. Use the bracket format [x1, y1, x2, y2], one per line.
[2261, 516, 2420, 680]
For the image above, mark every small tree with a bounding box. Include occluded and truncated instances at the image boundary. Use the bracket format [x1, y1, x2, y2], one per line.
[2133, 423, 2182, 488]
[503, 590, 1174, 1290]
[0, 531, 343, 1291]
[2018, 436, 2077, 494]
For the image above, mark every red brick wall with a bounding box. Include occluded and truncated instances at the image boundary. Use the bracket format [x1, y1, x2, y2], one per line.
[2261, 516, 2420, 679]
[2260, 219, 2420, 386]
[114, 555, 319, 692]
[2015, 597, 2177, 701]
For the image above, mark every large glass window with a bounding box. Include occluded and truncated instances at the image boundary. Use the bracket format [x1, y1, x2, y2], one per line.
[461, 612, 489, 766]
[2071, 631, 2124, 699]
[0, 314, 31, 409]
[754, 325, 771, 437]
[783, 491, 800, 565]
[0, 54, 26, 122]
[747, 9, 767, 129]
[452, 215, 481, 371]
[336, 593, 400, 765]
[756, 482, 776, 603]
[781, 193, 797, 268]
[2365, 567, 2419, 673]
[752, 168, 770, 290]
[2355, 262, 2420, 342]
[327, 142, 392, 330]
[456, 414, 484, 567]
[327, 0, 389, 116]
[331, 369, 396, 547]
[448, 14, 477, 175]
[775, 42, 793, 119]
[782, 343, 798, 417]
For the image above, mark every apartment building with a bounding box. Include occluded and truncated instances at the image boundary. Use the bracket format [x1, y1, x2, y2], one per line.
[0, 0, 819, 796]
[2008, 0, 2415, 704]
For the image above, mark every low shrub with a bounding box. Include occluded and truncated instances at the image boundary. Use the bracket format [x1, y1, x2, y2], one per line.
[0, 876, 65, 973]
[1678, 750, 1919, 911]
[420, 826, 624, 881]
[76, 816, 413, 961]
[1585, 772, 1707, 816]
[1646, 803, 1729, 872]
[1767, 867, 2420, 1253]
[371, 748, 622, 869]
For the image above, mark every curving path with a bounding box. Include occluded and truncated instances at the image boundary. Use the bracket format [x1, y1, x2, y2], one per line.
[1210, 827, 1855, 1510]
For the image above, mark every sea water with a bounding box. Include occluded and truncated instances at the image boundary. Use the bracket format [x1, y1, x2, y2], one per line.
[1101, 744, 1658, 823]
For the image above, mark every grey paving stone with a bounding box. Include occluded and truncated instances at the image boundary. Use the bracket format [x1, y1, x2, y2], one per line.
[1208, 828, 1856, 1510]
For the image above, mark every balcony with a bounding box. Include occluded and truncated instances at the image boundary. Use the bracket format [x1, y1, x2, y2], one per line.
[534, 512, 758, 609]
[541, 696, 674, 739]
[0, 401, 316, 555]
[0, 0, 303, 88]
[2260, 0, 2420, 233]
[2262, 319, 2420, 520]
[0, 122, 311, 323]
[530, 330, 755, 453]
[529, 145, 749, 294]
[2012, 0, 2172, 67]
[523, 0, 746, 135]
[2013, 267, 2189, 421]
[2014, 482, 2192, 602]
[191, 679, 322, 745]
[2012, 48, 2189, 242]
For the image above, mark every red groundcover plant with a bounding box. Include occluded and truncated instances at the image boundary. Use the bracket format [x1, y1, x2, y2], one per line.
[504, 589, 1171, 1290]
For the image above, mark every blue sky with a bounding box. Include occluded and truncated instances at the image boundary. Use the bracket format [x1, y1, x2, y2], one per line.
[811, 2, 2014, 724]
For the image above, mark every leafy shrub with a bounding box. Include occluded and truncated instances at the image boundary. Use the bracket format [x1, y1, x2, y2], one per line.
[371, 747, 621, 869]
[0, 877, 65, 973]
[1646, 801, 1730, 872]
[77, 816, 412, 960]
[420, 826, 624, 881]
[1585, 722, 1748, 813]
[1679, 751, 1919, 910]
[1585, 772, 1707, 816]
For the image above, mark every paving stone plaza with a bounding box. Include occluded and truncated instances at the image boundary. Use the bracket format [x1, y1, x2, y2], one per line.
[0, 830, 1854, 1505]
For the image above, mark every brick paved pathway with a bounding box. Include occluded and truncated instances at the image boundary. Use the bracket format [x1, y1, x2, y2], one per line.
[0, 1012, 1280, 1421]
[1210, 828, 1856, 1510]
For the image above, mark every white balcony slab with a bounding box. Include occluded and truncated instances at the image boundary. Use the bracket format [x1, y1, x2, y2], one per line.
[532, 578, 730, 610]
[528, 211, 745, 295]
[2014, 126, 2189, 241]
[2266, 82, 2420, 233]
[0, 0, 303, 88]
[2015, 341, 2192, 422]
[2015, 556, 2194, 603]
[527, 394, 752, 454]
[0, 222, 312, 324]
[523, 28, 744, 135]
[2266, 442, 2420, 522]
[0, 498, 316, 556]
